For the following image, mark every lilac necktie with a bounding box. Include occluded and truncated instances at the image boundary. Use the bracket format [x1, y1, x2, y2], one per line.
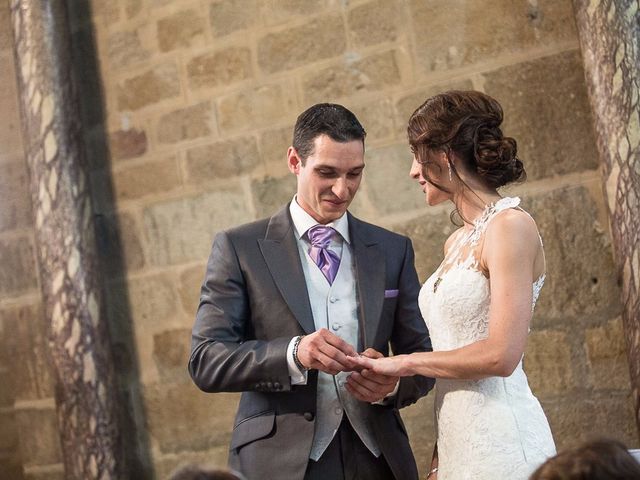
[307, 225, 341, 285]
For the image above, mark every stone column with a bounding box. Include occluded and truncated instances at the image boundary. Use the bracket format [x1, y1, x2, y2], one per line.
[10, 1, 124, 478]
[573, 0, 640, 435]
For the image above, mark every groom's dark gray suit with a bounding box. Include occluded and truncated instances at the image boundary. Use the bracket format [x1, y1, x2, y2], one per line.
[189, 203, 434, 480]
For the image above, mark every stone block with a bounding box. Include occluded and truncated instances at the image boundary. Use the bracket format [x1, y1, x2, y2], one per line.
[109, 128, 148, 161]
[106, 273, 179, 332]
[351, 98, 395, 143]
[258, 14, 346, 74]
[259, 125, 291, 173]
[0, 7, 13, 52]
[157, 9, 206, 52]
[218, 84, 294, 132]
[524, 329, 576, 396]
[143, 187, 252, 266]
[393, 208, 457, 281]
[251, 175, 297, 219]
[585, 317, 632, 391]
[113, 155, 181, 201]
[116, 63, 181, 111]
[409, 0, 577, 72]
[0, 368, 12, 407]
[209, 0, 258, 37]
[156, 447, 230, 479]
[157, 102, 216, 144]
[348, 0, 400, 48]
[153, 328, 191, 382]
[178, 264, 206, 316]
[543, 393, 638, 450]
[1, 303, 55, 402]
[0, 411, 19, 452]
[24, 467, 64, 480]
[0, 54, 23, 157]
[124, 0, 143, 19]
[524, 187, 620, 322]
[15, 407, 62, 467]
[260, 0, 329, 25]
[363, 143, 424, 216]
[0, 159, 33, 233]
[107, 30, 149, 70]
[91, 2, 120, 24]
[144, 381, 240, 453]
[0, 456, 24, 480]
[303, 50, 402, 104]
[186, 46, 252, 91]
[394, 79, 474, 138]
[0, 235, 38, 296]
[185, 136, 260, 182]
[98, 210, 145, 275]
[484, 50, 598, 180]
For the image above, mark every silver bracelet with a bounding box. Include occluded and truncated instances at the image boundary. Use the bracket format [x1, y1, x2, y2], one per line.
[426, 467, 438, 479]
[292, 335, 307, 372]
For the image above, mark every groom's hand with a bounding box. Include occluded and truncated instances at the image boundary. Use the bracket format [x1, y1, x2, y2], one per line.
[297, 328, 358, 375]
[345, 349, 399, 403]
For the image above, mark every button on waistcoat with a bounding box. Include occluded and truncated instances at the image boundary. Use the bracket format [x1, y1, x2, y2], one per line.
[296, 234, 380, 461]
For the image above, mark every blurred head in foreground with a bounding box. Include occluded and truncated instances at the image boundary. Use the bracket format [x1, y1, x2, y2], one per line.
[529, 438, 640, 480]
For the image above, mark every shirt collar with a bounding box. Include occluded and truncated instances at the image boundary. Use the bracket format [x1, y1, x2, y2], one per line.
[289, 196, 350, 244]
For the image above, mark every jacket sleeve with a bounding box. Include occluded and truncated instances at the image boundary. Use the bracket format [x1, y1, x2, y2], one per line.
[389, 237, 435, 409]
[188, 231, 293, 393]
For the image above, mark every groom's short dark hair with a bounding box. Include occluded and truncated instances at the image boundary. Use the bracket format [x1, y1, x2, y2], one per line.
[292, 103, 366, 162]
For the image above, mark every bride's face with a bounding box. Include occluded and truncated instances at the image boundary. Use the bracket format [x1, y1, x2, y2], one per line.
[409, 151, 452, 206]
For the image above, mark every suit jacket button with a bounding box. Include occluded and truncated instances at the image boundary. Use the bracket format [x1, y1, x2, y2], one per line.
[273, 382, 281, 390]
[303, 412, 314, 421]
[266, 382, 273, 389]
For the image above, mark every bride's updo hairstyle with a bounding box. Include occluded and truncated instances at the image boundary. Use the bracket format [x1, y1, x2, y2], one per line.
[408, 90, 525, 191]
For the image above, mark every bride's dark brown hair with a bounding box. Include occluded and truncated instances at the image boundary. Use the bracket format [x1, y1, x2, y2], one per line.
[407, 90, 525, 195]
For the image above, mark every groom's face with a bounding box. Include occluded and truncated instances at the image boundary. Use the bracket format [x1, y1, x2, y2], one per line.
[288, 134, 365, 224]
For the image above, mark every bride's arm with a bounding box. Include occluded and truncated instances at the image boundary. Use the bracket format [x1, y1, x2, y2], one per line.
[354, 210, 541, 380]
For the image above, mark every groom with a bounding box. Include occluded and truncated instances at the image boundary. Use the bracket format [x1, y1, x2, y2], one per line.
[189, 103, 434, 480]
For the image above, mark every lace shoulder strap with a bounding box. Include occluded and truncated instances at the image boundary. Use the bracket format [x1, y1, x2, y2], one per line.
[435, 197, 523, 276]
[467, 196, 521, 246]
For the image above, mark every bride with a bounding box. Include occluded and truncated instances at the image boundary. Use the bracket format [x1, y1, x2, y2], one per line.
[350, 90, 556, 479]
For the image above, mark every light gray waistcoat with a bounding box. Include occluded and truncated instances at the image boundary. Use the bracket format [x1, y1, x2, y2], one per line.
[296, 237, 381, 461]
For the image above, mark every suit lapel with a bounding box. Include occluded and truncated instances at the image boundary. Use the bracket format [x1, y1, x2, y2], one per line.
[258, 205, 316, 334]
[349, 214, 385, 349]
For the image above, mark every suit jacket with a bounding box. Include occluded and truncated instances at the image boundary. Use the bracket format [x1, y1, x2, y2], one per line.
[189, 204, 434, 480]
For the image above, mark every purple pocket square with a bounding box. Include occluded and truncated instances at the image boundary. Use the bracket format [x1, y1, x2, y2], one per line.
[384, 289, 399, 298]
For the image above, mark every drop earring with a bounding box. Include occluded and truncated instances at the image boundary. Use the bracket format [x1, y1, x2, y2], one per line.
[448, 161, 453, 182]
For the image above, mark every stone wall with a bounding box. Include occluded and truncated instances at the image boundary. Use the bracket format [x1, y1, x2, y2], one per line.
[0, 0, 636, 478]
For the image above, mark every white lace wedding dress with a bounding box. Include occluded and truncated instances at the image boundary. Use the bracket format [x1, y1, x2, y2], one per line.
[419, 197, 556, 480]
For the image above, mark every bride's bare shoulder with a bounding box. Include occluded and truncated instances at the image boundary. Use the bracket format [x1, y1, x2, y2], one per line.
[485, 208, 541, 255]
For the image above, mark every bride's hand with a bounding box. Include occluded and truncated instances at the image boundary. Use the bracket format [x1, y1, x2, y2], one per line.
[345, 349, 400, 402]
[347, 353, 408, 377]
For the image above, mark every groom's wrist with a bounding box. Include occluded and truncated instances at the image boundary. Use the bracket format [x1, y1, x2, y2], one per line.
[287, 336, 308, 385]
[372, 379, 400, 405]
[292, 335, 308, 372]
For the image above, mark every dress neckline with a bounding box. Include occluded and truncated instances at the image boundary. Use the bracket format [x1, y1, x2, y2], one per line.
[465, 197, 521, 245]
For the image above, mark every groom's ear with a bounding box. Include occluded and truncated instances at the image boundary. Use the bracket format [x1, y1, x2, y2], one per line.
[287, 146, 303, 174]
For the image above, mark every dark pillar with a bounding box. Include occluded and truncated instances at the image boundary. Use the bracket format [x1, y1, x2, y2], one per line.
[573, 0, 640, 436]
[10, 1, 124, 477]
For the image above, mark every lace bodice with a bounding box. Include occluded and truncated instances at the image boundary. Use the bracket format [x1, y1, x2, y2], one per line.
[422, 197, 544, 350]
[418, 197, 556, 479]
